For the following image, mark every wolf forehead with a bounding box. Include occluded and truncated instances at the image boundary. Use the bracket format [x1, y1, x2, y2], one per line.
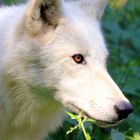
[52, 9, 108, 63]
[56, 21, 108, 58]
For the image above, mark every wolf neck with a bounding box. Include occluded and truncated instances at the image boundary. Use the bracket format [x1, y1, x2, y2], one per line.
[0, 73, 64, 140]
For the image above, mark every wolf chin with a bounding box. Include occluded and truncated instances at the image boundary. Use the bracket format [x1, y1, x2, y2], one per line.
[0, 0, 133, 140]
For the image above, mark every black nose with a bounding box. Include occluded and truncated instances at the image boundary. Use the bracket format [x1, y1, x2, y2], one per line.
[114, 101, 133, 120]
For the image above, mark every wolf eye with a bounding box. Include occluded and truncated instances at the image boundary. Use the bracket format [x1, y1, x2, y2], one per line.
[72, 54, 85, 64]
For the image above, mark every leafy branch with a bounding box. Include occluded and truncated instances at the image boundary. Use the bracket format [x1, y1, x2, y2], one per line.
[66, 111, 95, 140]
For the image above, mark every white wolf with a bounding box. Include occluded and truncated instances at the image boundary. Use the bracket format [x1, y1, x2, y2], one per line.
[0, 0, 133, 139]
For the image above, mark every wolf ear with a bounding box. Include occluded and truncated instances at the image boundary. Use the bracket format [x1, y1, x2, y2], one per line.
[78, 0, 109, 20]
[25, 0, 62, 35]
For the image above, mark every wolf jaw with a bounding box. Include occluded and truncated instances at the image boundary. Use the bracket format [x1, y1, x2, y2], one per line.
[66, 102, 122, 127]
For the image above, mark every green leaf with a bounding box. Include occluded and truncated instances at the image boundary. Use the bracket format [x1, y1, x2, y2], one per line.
[65, 111, 77, 120]
[111, 129, 125, 140]
[87, 133, 92, 140]
[132, 133, 140, 140]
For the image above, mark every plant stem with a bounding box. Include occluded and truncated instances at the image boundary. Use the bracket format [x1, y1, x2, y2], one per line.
[80, 120, 89, 140]
[78, 116, 90, 140]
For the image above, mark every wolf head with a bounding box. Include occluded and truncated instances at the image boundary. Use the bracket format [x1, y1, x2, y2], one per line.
[14, 0, 133, 127]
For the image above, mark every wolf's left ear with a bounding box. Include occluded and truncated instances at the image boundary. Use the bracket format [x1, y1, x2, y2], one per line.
[78, 0, 109, 20]
[25, 0, 62, 35]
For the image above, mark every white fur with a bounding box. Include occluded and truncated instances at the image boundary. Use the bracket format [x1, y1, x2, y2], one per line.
[0, 0, 130, 140]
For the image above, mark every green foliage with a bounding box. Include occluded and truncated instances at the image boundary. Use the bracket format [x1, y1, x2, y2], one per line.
[103, 0, 140, 139]
[1, 0, 140, 140]
[111, 129, 125, 140]
[2, 0, 17, 5]
[65, 111, 96, 140]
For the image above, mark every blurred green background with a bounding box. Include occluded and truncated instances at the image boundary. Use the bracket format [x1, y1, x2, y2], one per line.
[0, 0, 140, 140]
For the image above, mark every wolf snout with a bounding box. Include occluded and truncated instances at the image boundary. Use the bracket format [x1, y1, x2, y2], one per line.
[114, 101, 133, 120]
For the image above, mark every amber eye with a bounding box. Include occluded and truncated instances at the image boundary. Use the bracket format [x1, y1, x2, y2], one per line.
[72, 54, 85, 64]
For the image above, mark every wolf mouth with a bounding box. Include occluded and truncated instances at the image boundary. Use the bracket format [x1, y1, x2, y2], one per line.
[68, 103, 118, 126]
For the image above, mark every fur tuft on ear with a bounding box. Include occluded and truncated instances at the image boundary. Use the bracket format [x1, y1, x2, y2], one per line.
[72, 0, 109, 20]
[95, 0, 109, 19]
[25, 0, 62, 35]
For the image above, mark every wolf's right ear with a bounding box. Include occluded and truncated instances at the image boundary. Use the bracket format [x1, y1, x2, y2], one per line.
[76, 0, 109, 20]
[25, 0, 62, 35]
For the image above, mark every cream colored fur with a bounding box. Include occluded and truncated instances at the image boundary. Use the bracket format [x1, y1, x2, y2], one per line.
[0, 0, 131, 140]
